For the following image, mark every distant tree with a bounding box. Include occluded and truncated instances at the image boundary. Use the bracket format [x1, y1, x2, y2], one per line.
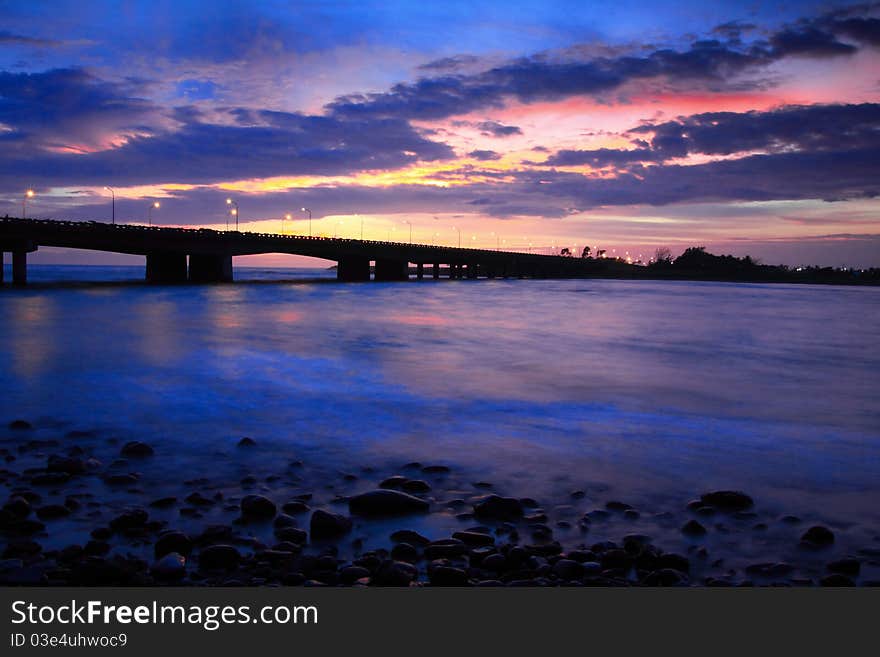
[560, 247, 572, 257]
[597, 249, 606, 258]
[654, 247, 672, 264]
[581, 245, 591, 258]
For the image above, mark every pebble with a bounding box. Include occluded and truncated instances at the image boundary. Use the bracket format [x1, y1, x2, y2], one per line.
[121, 441, 154, 458]
[473, 495, 524, 520]
[801, 525, 835, 547]
[390, 529, 430, 546]
[241, 494, 277, 519]
[198, 545, 241, 570]
[681, 519, 707, 536]
[35, 504, 70, 520]
[154, 531, 193, 558]
[348, 490, 429, 516]
[8, 420, 33, 430]
[699, 491, 754, 512]
[310, 510, 352, 539]
[152, 553, 186, 580]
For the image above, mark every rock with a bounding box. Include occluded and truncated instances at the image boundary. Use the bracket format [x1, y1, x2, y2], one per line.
[340, 565, 371, 585]
[274, 527, 308, 544]
[681, 520, 707, 536]
[658, 553, 690, 573]
[421, 465, 450, 474]
[121, 441, 154, 458]
[3, 496, 31, 518]
[390, 529, 430, 546]
[373, 560, 418, 586]
[827, 558, 860, 576]
[424, 539, 467, 560]
[379, 476, 408, 489]
[310, 510, 352, 539]
[642, 568, 687, 586]
[820, 574, 855, 587]
[199, 545, 241, 570]
[348, 490, 429, 516]
[47, 455, 87, 475]
[745, 562, 794, 578]
[155, 531, 193, 558]
[282, 501, 310, 514]
[273, 514, 297, 528]
[801, 525, 835, 547]
[35, 504, 70, 520]
[452, 531, 494, 546]
[152, 553, 186, 580]
[102, 473, 138, 486]
[605, 501, 632, 512]
[429, 565, 469, 586]
[8, 420, 33, 430]
[390, 542, 418, 562]
[149, 497, 177, 509]
[780, 515, 801, 524]
[31, 472, 71, 486]
[109, 509, 149, 531]
[699, 490, 754, 512]
[482, 553, 506, 571]
[473, 495, 524, 521]
[401, 479, 431, 493]
[241, 495, 277, 519]
[237, 437, 256, 448]
[552, 559, 584, 580]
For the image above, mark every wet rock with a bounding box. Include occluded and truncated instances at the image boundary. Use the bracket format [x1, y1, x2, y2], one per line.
[429, 565, 469, 586]
[241, 495, 277, 519]
[481, 553, 506, 571]
[820, 574, 855, 587]
[199, 545, 241, 570]
[310, 510, 352, 539]
[780, 515, 801, 524]
[452, 531, 495, 547]
[102, 473, 138, 486]
[605, 501, 632, 512]
[699, 491, 754, 512]
[745, 562, 794, 578]
[152, 553, 186, 580]
[3, 540, 42, 558]
[273, 514, 297, 528]
[570, 490, 586, 500]
[421, 465, 450, 474]
[9, 420, 33, 430]
[373, 560, 418, 586]
[274, 527, 308, 544]
[643, 568, 687, 586]
[155, 531, 193, 558]
[31, 472, 71, 486]
[681, 520, 707, 537]
[390, 542, 418, 562]
[658, 553, 690, 573]
[109, 509, 149, 531]
[827, 558, 860, 577]
[379, 476, 408, 489]
[552, 559, 584, 580]
[401, 479, 431, 494]
[3, 496, 31, 518]
[424, 539, 468, 559]
[121, 441, 154, 458]
[390, 529, 430, 546]
[185, 492, 213, 507]
[473, 495, 524, 521]
[36, 504, 70, 520]
[349, 490, 429, 516]
[282, 501, 310, 514]
[237, 437, 256, 448]
[340, 565, 371, 585]
[801, 525, 835, 548]
[47, 455, 87, 475]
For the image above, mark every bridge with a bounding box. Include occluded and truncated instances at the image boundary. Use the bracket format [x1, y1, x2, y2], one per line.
[0, 217, 632, 285]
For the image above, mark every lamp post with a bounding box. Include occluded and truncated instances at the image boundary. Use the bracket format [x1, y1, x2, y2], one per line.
[148, 201, 160, 226]
[404, 220, 412, 244]
[283, 213, 292, 235]
[104, 186, 115, 224]
[226, 198, 239, 231]
[23, 189, 34, 219]
[452, 225, 461, 248]
[301, 207, 312, 236]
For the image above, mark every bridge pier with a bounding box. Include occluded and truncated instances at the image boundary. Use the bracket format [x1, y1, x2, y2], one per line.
[467, 263, 478, 279]
[374, 258, 408, 281]
[189, 253, 233, 283]
[337, 256, 371, 282]
[433, 263, 440, 279]
[12, 250, 27, 285]
[146, 253, 187, 284]
[416, 263, 424, 280]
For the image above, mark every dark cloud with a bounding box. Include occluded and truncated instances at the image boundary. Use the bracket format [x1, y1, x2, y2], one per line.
[474, 120, 523, 137]
[468, 149, 501, 160]
[770, 27, 857, 57]
[0, 31, 61, 47]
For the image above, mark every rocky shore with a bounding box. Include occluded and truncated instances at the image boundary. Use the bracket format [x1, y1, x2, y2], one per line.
[1, 419, 878, 587]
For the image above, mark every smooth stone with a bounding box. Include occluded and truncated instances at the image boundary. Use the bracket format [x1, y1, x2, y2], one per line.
[421, 465, 450, 474]
[241, 495, 277, 519]
[273, 513, 297, 528]
[199, 545, 241, 570]
[373, 560, 418, 586]
[552, 559, 584, 580]
[275, 527, 308, 544]
[390, 529, 430, 546]
[109, 509, 148, 531]
[827, 558, 860, 576]
[149, 497, 177, 509]
[820, 574, 855, 587]
[390, 542, 419, 562]
[9, 420, 33, 430]
[340, 565, 371, 585]
[699, 491, 754, 512]
[473, 495, 524, 520]
[282, 501, 310, 514]
[452, 531, 495, 546]
[379, 476, 408, 489]
[681, 520, 707, 536]
[348, 490, 429, 516]
[401, 479, 431, 494]
[155, 531, 193, 558]
[152, 553, 186, 580]
[605, 501, 632, 512]
[310, 510, 352, 539]
[745, 562, 794, 577]
[801, 525, 835, 547]
[429, 565, 469, 586]
[237, 437, 256, 447]
[121, 441, 154, 458]
[35, 504, 70, 520]
[47, 455, 87, 475]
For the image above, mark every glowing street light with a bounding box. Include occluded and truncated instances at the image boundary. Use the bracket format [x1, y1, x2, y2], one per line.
[104, 186, 115, 224]
[226, 198, 239, 231]
[404, 219, 412, 244]
[148, 201, 160, 226]
[452, 225, 461, 248]
[301, 207, 312, 236]
[22, 189, 34, 219]
[283, 213, 292, 235]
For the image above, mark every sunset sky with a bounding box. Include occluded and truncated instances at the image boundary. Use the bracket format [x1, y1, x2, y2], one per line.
[2, 0, 879, 267]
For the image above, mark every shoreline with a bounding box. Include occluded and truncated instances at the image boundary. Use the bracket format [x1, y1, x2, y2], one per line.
[2, 419, 877, 587]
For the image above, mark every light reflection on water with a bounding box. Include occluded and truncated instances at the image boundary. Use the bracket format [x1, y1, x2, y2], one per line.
[1, 265, 878, 534]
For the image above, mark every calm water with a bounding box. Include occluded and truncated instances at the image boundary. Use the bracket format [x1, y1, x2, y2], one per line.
[1, 265, 879, 563]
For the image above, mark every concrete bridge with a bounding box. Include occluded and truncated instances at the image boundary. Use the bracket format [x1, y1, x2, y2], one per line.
[0, 217, 631, 284]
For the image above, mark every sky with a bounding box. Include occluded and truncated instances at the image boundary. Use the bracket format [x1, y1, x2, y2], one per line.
[1, 0, 879, 267]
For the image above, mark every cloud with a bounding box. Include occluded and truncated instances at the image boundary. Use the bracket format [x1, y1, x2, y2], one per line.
[0, 31, 62, 47]
[769, 27, 857, 57]
[474, 120, 523, 137]
[468, 149, 501, 160]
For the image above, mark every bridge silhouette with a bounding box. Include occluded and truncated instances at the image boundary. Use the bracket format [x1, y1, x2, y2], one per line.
[0, 217, 631, 285]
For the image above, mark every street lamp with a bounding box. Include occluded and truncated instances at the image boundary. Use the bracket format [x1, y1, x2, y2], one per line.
[452, 225, 461, 248]
[404, 220, 412, 244]
[283, 213, 292, 235]
[490, 231, 500, 251]
[148, 201, 160, 226]
[226, 198, 239, 231]
[301, 207, 312, 236]
[23, 189, 34, 219]
[104, 186, 115, 224]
